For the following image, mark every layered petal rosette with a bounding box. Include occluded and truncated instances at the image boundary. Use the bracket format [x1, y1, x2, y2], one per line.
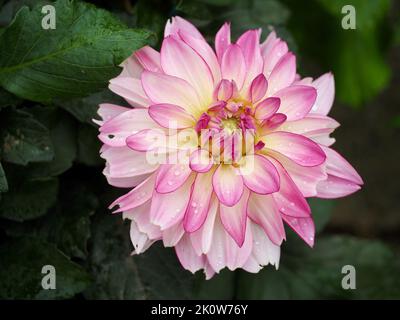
[96, 17, 363, 279]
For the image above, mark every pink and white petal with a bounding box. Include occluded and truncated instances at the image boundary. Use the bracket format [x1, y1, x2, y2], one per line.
[109, 77, 150, 108]
[110, 174, 156, 212]
[266, 52, 296, 96]
[126, 128, 168, 152]
[99, 109, 158, 147]
[262, 131, 326, 166]
[316, 176, 362, 199]
[219, 188, 249, 247]
[175, 234, 205, 274]
[239, 154, 280, 194]
[184, 171, 214, 232]
[179, 30, 221, 83]
[104, 165, 152, 188]
[294, 76, 313, 85]
[212, 164, 244, 207]
[262, 40, 289, 77]
[281, 214, 315, 247]
[310, 72, 335, 116]
[150, 174, 195, 230]
[162, 222, 185, 247]
[119, 54, 143, 78]
[247, 193, 285, 245]
[278, 114, 340, 135]
[149, 104, 195, 129]
[248, 222, 280, 268]
[215, 22, 231, 63]
[141, 70, 202, 116]
[215, 79, 234, 101]
[189, 149, 213, 173]
[100, 146, 158, 179]
[165, 16, 204, 39]
[269, 150, 327, 197]
[134, 46, 162, 73]
[156, 163, 192, 194]
[129, 220, 156, 255]
[204, 262, 216, 280]
[221, 44, 246, 90]
[250, 74, 268, 103]
[274, 85, 317, 121]
[161, 36, 213, 106]
[254, 97, 280, 120]
[267, 157, 311, 218]
[94, 103, 130, 126]
[236, 29, 263, 93]
[190, 195, 219, 255]
[322, 146, 363, 185]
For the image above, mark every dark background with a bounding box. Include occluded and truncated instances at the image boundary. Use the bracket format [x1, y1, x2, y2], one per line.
[0, 0, 399, 299]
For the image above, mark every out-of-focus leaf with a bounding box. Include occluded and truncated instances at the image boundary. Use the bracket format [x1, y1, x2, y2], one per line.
[77, 124, 103, 167]
[0, 0, 154, 102]
[0, 108, 54, 165]
[308, 198, 335, 233]
[0, 162, 7, 192]
[0, 177, 58, 221]
[0, 88, 22, 109]
[57, 89, 125, 126]
[237, 236, 400, 299]
[0, 237, 91, 299]
[5, 181, 98, 259]
[85, 213, 234, 299]
[25, 106, 77, 178]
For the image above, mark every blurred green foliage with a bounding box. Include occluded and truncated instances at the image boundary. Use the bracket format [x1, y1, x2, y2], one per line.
[0, 0, 398, 300]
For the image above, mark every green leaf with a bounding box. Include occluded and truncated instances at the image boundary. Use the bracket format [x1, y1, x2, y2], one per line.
[25, 106, 77, 178]
[0, 108, 54, 165]
[0, 0, 154, 102]
[308, 198, 335, 233]
[0, 88, 22, 109]
[0, 162, 7, 192]
[85, 213, 234, 299]
[237, 236, 400, 299]
[77, 124, 103, 167]
[5, 181, 98, 259]
[0, 177, 58, 221]
[0, 237, 91, 299]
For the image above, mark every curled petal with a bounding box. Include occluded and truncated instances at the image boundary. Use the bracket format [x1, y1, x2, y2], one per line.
[221, 44, 246, 90]
[250, 74, 268, 103]
[254, 97, 280, 120]
[310, 72, 335, 116]
[149, 104, 196, 129]
[282, 215, 315, 247]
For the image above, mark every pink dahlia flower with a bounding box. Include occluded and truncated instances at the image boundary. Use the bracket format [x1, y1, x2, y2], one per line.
[96, 17, 363, 279]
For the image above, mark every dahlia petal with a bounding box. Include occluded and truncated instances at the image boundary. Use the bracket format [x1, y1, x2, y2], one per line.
[239, 154, 280, 194]
[100, 146, 158, 178]
[126, 128, 167, 152]
[134, 46, 162, 73]
[150, 174, 195, 230]
[316, 176, 362, 199]
[269, 151, 327, 197]
[141, 70, 202, 116]
[310, 72, 335, 116]
[94, 103, 130, 126]
[247, 193, 285, 245]
[189, 149, 213, 173]
[161, 36, 213, 106]
[212, 164, 244, 207]
[155, 163, 192, 194]
[179, 30, 221, 83]
[163, 222, 185, 247]
[260, 30, 277, 56]
[221, 44, 246, 90]
[262, 40, 289, 77]
[322, 146, 363, 185]
[274, 85, 317, 121]
[278, 114, 340, 136]
[149, 104, 195, 129]
[254, 97, 280, 120]
[250, 74, 268, 103]
[190, 195, 219, 255]
[175, 234, 205, 274]
[281, 214, 315, 247]
[262, 113, 287, 131]
[262, 131, 326, 166]
[130, 220, 156, 255]
[109, 77, 150, 108]
[220, 188, 249, 247]
[268, 157, 311, 217]
[165, 16, 204, 40]
[103, 164, 152, 188]
[215, 22, 231, 63]
[119, 54, 143, 78]
[99, 108, 157, 147]
[215, 79, 234, 101]
[267, 52, 296, 96]
[184, 171, 214, 232]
